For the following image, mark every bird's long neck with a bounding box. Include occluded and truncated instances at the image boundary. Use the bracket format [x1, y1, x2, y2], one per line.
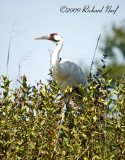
[52, 41, 63, 68]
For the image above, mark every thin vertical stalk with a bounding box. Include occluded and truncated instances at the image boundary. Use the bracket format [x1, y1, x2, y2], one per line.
[104, 105, 107, 159]
[6, 23, 15, 77]
[89, 34, 101, 80]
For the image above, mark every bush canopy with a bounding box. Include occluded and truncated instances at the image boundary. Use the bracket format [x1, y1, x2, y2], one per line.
[0, 74, 125, 160]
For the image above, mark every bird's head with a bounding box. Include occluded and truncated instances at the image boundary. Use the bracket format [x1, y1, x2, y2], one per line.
[35, 33, 63, 44]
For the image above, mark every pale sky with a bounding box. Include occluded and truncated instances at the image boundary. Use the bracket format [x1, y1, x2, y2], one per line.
[0, 0, 125, 86]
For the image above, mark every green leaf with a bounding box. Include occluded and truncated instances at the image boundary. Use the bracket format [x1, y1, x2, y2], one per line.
[93, 116, 97, 122]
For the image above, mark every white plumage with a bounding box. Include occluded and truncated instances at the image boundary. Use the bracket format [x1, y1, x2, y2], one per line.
[35, 33, 86, 96]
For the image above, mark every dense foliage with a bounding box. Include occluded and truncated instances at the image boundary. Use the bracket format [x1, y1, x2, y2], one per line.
[0, 74, 125, 160]
[98, 21, 125, 82]
[100, 21, 125, 61]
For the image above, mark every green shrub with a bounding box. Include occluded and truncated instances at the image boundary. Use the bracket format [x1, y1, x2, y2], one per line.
[0, 75, 125, 160]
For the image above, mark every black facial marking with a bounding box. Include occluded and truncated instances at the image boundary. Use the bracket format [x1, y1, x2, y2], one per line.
[50, 33, 60, 42]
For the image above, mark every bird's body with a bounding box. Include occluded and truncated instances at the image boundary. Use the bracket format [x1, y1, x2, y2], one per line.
[52, 59, 86, 94]
[35, 33, 86, 96]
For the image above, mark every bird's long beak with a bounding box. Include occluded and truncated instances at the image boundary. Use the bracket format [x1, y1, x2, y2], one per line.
[34, 35, 50, 40]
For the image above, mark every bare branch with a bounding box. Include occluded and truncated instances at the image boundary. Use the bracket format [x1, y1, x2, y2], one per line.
[89, 34, 101, 80]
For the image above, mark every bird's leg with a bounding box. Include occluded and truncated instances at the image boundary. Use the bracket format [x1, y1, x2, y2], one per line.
[69, 99, 73, 106]
[64, 99, 69, 118]
[66, 99, 70, 111]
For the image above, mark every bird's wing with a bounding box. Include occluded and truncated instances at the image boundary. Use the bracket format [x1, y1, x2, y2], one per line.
[52, 58, 86, 94]
[59, 59, 86, 86]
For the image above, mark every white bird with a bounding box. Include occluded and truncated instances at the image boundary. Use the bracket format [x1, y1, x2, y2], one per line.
[35, 33, 86, 97]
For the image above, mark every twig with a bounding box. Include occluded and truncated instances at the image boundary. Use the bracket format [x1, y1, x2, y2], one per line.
[6, 19, 23, 77]
[104, 105, 107, 158]
[89, 34, 101, 79]
[6, 23, 15, 77]
[76, 144, 90, 160]
[12, 51, 31, 89]
[51, 112, 64, 158]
